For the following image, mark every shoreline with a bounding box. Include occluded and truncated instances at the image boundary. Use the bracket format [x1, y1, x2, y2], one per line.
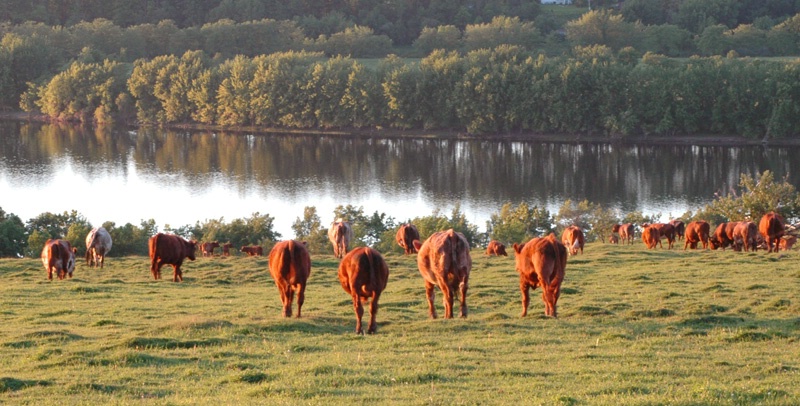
[2, 111, 796, 147]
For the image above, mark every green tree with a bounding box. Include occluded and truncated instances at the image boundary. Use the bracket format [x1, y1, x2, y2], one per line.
[291, 206, 330, 255]
[462, 16, 542, 52]
[486, 202, 553, 245]
[566, 9, 637, 50]
[412, 25, 462, 55]
[0, 208, 26, 257]
[704, 171, 800, 222]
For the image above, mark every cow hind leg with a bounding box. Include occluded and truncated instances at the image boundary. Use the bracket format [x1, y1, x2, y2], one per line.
[352, 294, 364, 334]
[425, 282, 437, 319]
[520, 282, 531, 317]
[368, 293, 380, 334]
[458, 281, 468, 318]
[441, 286, 455, 319]
[295, 283, 305, 318]
[283, 288, 295, 317]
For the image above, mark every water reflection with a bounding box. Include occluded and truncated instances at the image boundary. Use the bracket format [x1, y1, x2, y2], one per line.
[1, 121, 797, 237]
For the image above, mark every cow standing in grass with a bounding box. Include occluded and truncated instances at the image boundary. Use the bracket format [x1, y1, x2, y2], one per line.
[413, 229, 471, 319]
[85, 227, 112, 268]
[338, 247, 389, 334]
[513, 234, 566, 318]
[148, 233, 197, 282]
[42, 239, 77, 280]
[268, 240, 311, 318]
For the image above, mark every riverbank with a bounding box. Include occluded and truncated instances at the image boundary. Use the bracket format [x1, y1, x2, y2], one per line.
[2, 111, 796, 146]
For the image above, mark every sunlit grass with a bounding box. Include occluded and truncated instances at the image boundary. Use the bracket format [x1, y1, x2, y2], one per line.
[1, 242, 798, 404]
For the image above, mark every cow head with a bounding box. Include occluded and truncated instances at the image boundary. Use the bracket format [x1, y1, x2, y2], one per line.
[187, 240, 197, 260]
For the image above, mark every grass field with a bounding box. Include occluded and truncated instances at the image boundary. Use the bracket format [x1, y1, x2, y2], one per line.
[1, 241, 798, 405]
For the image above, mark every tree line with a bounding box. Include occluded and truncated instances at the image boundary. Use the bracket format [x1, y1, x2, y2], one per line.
[2, 171, 797, 258]
[18, 46, 800, 138]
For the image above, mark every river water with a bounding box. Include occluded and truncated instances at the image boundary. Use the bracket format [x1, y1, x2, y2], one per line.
[1, 121, 797, 238]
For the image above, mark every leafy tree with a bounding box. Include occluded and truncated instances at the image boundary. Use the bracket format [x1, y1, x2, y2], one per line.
[24, 210, 91, 257]
[0, 208, 26, 257]
[486, 202, 553, 246]
[410, 204, 481, 248]
[291, 206, 330, 255]
[106, 220, 158, 256]
[413, 25, 462, 55]
[675, 0, 741, 33]
[462, 16, 542, 52]
[566, 9, 637, 50]
[640, 24, 695, 56]
[316, 25, 393, 58]
[703, 171, 800, 222]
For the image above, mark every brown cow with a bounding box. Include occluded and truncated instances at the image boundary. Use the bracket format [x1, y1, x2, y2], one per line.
[240, 245, 263, 256]
[759, 212, 785, 253]
[512, 233, 567, 317]
[669, 220, 686, 241]
[709, 223, 733, 250]
[485, 240, 508, 256]
[41, 239, 77, 280]
[148, 233, 197, 282]
[412, 229, 471, 319]
[647, 223, 675, 249]
[779, 235, 797, 251]
[684, 220, 710, 250]
[85, 227, 112, 268]
[561, 225, 585, 255]
[222, 242, 233, 256]
[268, 240, 311, 318]
[642, 225, 660, 249]
[724, 222, 740, 245]
[614, 223, 635, 245]
[608, 235, 619, 244]
[338, 247, 389, 334]
[396, 223, 420, 255]
[201, 241, 220, 257]
[733, 221, 758, 252]
[328, 219, 354, 258]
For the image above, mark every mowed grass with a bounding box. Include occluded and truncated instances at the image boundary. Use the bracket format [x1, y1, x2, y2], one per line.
[1, 242, 798, 405]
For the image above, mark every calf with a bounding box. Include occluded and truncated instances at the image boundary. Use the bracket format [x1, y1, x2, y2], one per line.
[512, 234, 567, 317]
[148, 233, 197, 282]
[561, 225, 584, 255]
[241, 245, 263, 256]
[222, 242, 233, 256]
[41, 239, 77, 280]
[412, 229, 471, 319]
[201, 241, 220, 257]
[338, 247, 389, 334]
[485, 240, 508, 256]
[268, 240, 311, 318]
[396, 223, 421, 255]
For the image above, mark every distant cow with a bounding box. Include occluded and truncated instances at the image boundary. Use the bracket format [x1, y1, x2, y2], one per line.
[85, 227, 112, 268]
[709, 222, 733, 250]
[41, 239, 77, 280]
[148, 233, 197, 282]
[779, 235, 797, 251]
[608, 235, 619, 244]
[240, 245, 263, 256]
[268, 240, 311, 318]
[222, 242, 233, 256]
[759, 212, 785, 253]
[201, 241, 220, 257]
[485, 240, 508, 256]
[647, 223, 675, 249]
[724, 222, 740, 245]
[412, 229, 472, 319]
[614, 223, 635, 245]
[328, 219, 354, 258]
[338, 247, 389, 334]
[512, 233, 567, 317]
[561, 225, 584, 255]
[669, 220, 686, 241]
[396, 223, 420, 255]
[684, 220, 710, 249]
[642, 225, 660, 249]
[733, 221, 758, 252]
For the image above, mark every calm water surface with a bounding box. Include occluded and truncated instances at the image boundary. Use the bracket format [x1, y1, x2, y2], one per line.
[1, 121, 797, 238]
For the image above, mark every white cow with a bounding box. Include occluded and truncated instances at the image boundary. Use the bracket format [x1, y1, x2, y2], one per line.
[85, 227, 112, 268]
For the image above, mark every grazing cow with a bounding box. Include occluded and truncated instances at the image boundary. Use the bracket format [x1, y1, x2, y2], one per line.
[268, 240, 311, 318]
[683, 220, 710, 249]
[338, 247, 389, 334]
[328, 219, 354, 259]
[412, 229, 472, 319]
[779, 235, 797, 251]
[41, 239, 77, 280]
[732, 221, 758, 252]
[148, 233, 197, 282]
[709, 223, 733, 250]
[561, 225, 585, 255]
[642, 225, 661, 249]
[485, 240, 508, 256]
[758, 212, 785, 253]
[85, 227, 112, 268]
[608, 235, 619, 244]
[395, 223, 420, 255]
[647, 223, 675, 249]
[724, 222, 740, 245]
[669, 220, 686, 241]
[222, 242, 233, 256]
[614, 223, 635, 245]
[240, 245, 263, 256]
[201, 241, 220, 257]
[512, 233, 567, 317]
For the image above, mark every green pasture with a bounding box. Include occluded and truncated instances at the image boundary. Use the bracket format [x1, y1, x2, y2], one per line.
[1, 242, 798, 404]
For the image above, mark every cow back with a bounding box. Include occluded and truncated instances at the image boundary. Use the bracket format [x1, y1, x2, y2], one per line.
[513, 234, 566, 285]
[150, 233, 196, 263]
[269, 240, 311, 285]
[416, 229, 471, 285]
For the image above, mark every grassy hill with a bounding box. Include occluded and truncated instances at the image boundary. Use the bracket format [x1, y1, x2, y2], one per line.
[1, 241, 798, 404]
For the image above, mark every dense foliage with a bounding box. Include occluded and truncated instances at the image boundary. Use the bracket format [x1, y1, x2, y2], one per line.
[2, 171, 797, 257]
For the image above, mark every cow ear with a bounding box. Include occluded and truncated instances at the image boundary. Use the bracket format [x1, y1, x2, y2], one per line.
[513, 243, 523, 254]
[412, 240, 422, 251]
[301, 241, 308, 246]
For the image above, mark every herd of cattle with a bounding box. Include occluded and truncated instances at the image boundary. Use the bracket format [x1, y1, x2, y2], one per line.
[38, 213, 790, 334]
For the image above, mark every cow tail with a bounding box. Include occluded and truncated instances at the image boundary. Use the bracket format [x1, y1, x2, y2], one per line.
[550, 234, 564, 286]
[448, 231, 459, 279]
[365, 248, 378, 295]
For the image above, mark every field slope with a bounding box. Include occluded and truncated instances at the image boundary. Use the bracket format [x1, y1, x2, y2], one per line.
[1, 242, 798, 404]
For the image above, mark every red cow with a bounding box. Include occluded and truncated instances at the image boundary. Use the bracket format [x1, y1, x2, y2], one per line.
[240, 245, 263, 256]
[642, 225, 660, 249]
[647, 223, 675, 249]
[733, 221, 758, 252]
[485, 240, 508, 256]
[395, 223, 420, 255]
[268, 240, 311, 318]
[684, 220, 710, 249]
[709, 223, 733, 250]
[669, 220, 686, 241]
[412, 229, 472, 319]
[758, 212, 785, 253]
[614, 223, 635, 245]
[85, 227, 112, 268]
[338, 247, 389, 334]
[561, 225, 585, 255]
[512, 234, 567, 317]
[724, 222, 740, 245]
[201, 241, 220, 257]
[779, 235, 797, 251]
[148, 233, 197, 282]
[328, 219, 354, 258]
[222, 242, 233, 256]
[608, 235, 619, 244]
[41, 239, 77, 280]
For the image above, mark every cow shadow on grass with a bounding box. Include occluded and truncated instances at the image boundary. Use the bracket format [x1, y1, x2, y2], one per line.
[0, 377, 52, 393]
